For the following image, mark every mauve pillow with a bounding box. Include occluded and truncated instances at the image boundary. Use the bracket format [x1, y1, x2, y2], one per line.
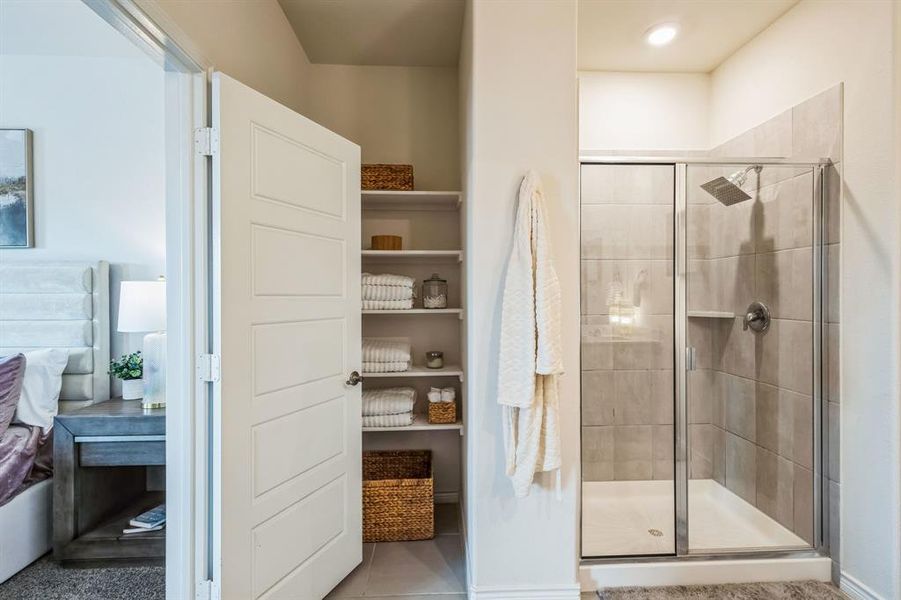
[0, 354, 26, 435]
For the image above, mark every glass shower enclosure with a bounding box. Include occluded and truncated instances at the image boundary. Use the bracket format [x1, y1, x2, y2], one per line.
[580, 158, 828, 559]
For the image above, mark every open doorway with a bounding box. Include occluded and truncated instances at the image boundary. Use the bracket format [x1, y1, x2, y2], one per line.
[0, 1, 205, 598]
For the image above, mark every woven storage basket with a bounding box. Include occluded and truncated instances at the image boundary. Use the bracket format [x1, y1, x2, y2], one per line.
[362, 164, 414, 191]
[363, 450, 434, 542]
[428, 401, 456, 424]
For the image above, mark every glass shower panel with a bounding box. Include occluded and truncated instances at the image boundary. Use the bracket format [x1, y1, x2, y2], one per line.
[685, 163, 817, 553]
[581, 164, 675, 558]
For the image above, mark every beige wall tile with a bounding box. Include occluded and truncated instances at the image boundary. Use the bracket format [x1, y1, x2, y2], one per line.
[829, 480, 841, 560]
[614, 425, 653, 462]
[724, 374, 757, 442]
[689, 369, 715, 424]
[582, 370, 614, 426]
[709, 200, 756, 259]
[715, 254, 756, 316]
[825, 162, 841, 245]
[715, 317, 757, 380]
[712, 426, 726, 485]
[614, 460, 652, 481]
[757, 318, 813, 395]
[725, 433, 757, 504]
[828, 401, 840, 484]
[826, 243, 840, 323]
[580, 164, 674, 206]
[756, 448, 795, 529]
[689, 423, 714, 480]
[582, 315, 614, 370]
[827, 323, 840, 403]
[756, 173, 813, 253]
[582, 426, 614, 481]
[755, 382, 793, 459]
[653, 424, 674, 461]
[756, 246, 813, 321]
[613, 315, 673, 370]
[793, 465, 814, 545]
[792, 86, 843, 161]
[792, 392, 813, 469]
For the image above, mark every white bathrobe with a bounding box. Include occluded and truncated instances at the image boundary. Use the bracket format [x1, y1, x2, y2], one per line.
[497, 170, 564, 498]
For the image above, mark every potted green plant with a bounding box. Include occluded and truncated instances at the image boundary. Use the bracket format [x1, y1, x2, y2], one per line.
[110, 351, 143, 400]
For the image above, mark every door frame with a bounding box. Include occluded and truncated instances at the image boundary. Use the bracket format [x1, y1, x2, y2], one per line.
[82, 1, 212, 597]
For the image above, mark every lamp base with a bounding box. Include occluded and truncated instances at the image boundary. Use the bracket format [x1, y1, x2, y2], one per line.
[142, 331, 166, 410]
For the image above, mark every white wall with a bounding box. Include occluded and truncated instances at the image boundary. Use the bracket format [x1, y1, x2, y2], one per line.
[579, 71, 710, 152]
[463, 0, 580, 596]
[710, 2, 900, 598]
[307, 64, 460, 190]
[0, 0, 166, 385]
[149, 0, 314, 115]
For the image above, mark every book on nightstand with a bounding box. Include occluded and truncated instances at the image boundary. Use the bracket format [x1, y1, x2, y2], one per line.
[128, 504, 166, 529]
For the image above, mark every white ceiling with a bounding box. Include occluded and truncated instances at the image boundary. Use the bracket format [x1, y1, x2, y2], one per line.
[578, 0, 799, 72]
[278, 0, 464, 67]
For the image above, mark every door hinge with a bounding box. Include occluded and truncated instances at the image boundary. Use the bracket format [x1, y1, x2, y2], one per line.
[194, 127, 219, 157]
[195, 579, 220, 600]
[198, 353, 221, 383]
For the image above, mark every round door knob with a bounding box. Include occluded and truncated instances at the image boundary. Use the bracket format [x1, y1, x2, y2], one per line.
[346, 371, 362, 386]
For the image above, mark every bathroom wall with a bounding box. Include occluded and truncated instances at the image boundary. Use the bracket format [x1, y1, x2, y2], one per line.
[579, 72, 710, 152]
[686, 85, 842, 547]
[710, 4, 900, 592]
[580, 164, 675, 482]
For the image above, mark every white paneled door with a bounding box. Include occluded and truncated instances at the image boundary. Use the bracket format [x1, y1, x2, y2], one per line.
[211, 72, 362, 600]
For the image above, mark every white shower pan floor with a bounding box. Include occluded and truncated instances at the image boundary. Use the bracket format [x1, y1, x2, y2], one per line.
[582, 479, 808, 557]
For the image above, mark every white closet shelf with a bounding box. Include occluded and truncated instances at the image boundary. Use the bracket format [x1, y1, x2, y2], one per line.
[363, 365, 464, 381]
[362, 308, 463, 318]
[362, 250, 462, 263]
[363, 414, 463, 434]
[362, 190, 462, 211]
[687, 310, 735, 319]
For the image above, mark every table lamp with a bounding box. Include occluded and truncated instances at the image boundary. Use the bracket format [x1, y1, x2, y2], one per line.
[118, 279, 166, 409]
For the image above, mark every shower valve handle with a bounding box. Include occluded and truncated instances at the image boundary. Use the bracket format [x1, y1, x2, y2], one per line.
[743, 301, 771, 333]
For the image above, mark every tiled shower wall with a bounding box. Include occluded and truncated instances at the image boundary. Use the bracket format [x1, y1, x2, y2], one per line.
[580, 85, 841, 572]
[688, 85, 841, 555]
[581, 164, 675, 482]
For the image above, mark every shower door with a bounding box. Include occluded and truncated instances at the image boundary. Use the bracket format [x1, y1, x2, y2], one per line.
[581, 159, 825, 560]
[580, 163, 676, 557]
[682, 162, 822, 554]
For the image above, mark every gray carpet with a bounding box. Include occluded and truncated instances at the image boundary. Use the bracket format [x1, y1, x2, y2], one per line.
[596, 580, 845, 599]
[0, 555, 164, 600]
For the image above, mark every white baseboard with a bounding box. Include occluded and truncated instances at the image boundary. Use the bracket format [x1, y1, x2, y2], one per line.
[469, 583, 581, 599]
[580, 556, 831, 590]
[841, 573, 887, 600]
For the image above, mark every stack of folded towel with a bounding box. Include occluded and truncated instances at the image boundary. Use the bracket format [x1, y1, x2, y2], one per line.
[362, 386, 416, 427]
[362, 338, 411, 373]
[362, 273, 415, 310]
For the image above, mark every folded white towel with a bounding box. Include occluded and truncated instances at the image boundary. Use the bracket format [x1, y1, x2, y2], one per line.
[428, 387, 456, 403]
[362, 299, 414, 310]
[362, 284, 413, 301]
[362, 361, 410, 373]
[362, 412, 414, 428]
[362, 339, 411, 363]
[363, 387, 416, 416]
[362, 273, 415, 288]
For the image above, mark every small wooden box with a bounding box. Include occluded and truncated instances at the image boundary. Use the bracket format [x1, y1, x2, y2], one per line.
[371, 235, 402, 250]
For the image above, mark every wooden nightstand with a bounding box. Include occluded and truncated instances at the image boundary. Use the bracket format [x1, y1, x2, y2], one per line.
[53, 399, 165, 566]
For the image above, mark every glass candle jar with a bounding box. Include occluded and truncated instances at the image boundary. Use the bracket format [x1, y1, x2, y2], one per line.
[425, 351, 444, 369]
[422, 273, 448, 309]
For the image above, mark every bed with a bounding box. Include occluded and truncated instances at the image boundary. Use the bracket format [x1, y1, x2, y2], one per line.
[0, 261, 110, 582]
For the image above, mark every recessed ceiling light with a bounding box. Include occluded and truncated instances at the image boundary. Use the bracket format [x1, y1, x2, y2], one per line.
[646, 23, 679, 47]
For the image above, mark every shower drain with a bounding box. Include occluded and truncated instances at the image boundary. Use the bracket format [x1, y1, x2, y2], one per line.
[648, 528, 664, 537]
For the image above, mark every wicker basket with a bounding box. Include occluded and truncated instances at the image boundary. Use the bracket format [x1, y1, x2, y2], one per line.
[362, 164, 414, 191]
[363, 450, 434, 542]
[428, 401, 456, 424]
[371, 235, 403, 250]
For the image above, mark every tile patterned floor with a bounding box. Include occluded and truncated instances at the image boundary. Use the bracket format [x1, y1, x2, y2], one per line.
[326, 504, 466, 599]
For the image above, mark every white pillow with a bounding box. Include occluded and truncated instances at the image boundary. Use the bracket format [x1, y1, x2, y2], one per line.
[14, 349, 68, 431]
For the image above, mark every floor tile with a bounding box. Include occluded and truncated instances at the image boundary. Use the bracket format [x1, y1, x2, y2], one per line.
[435, 503, 460, 534]
[359, 596, 467, 600]
[324, 543, 375, 598]
[597, 580, 843, 599]
[366, 536, 466, 595]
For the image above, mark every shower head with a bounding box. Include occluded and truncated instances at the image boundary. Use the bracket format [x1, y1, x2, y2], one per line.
[700, 165, 762, 206]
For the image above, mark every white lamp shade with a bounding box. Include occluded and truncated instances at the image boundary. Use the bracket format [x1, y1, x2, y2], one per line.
[118, 280, 166, 333]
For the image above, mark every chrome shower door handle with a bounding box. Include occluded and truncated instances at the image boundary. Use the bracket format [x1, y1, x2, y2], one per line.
[743, 301, 771, 333]
[346, 371, 362, 386]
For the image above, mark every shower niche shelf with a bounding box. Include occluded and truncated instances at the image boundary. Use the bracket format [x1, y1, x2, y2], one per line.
[687, 310, 735, 319]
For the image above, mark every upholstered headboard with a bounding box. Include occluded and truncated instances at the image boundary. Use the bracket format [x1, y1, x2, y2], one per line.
[0, 261, 110, 405]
